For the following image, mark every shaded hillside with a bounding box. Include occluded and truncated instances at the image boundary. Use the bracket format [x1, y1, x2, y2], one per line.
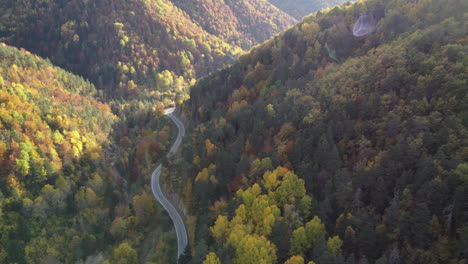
[0, 0, 294, 98]
[165, 0, 468, 263]
[268, 0, 355, 19]
[171, 0, 296, 48]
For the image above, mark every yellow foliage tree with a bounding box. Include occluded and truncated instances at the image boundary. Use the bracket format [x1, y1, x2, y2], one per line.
[205, 139, 215, 156]
[211, 215, 230, 243]
[285, 256, 305, 264]
[204, 252, 222, 264]
[234, 234, 277, 264]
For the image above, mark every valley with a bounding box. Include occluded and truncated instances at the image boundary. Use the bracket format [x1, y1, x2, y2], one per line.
[0, 0, 467, 263]
[150, 108, 188, 258]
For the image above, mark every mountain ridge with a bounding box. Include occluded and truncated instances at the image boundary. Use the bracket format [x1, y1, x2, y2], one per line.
[268, 0, 355, 19]
[0, 0, 295, 99]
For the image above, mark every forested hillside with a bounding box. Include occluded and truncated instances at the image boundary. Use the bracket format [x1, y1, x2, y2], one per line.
[0, 0, 294, 98]
[171, 0, 296, 48]
[0, 43, 115, 263]
[0, 44, 179, 263]
[163, 0, 468, 263]
[268, 0, 354, 19]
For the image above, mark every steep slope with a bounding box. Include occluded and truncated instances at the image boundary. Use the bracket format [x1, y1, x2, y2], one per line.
[166, 0, 468, 263]
[0, 0, 294, 98]
[0, 43, 116, 263]
[171, 0, 296, 49]
[268, 0, 355, 19]
[0, 43, 179, 264]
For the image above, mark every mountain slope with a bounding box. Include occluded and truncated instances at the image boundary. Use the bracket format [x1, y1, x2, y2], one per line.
[166, 0, 468, 262]
[0, 0, 294, 98]
[0, 43, 182, 263]
[171, 0, 296, 49]
[0, 43, 116, 263]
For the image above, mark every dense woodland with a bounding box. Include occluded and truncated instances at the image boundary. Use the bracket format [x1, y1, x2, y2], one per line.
[0, 1, 299, 263]
[171, 0, 296, 48]
[0, 44, 182, 263]
[0, 43, 114, 262]
[1, 0, 467, 263]
[162, 0, 468, 263]
[0, 0, 294, 100]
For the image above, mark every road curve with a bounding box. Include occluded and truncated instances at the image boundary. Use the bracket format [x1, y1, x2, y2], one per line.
[150, 108, 188, 258]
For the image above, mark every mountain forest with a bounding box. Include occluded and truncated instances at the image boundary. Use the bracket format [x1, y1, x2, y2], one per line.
[0, 0, 467, 264]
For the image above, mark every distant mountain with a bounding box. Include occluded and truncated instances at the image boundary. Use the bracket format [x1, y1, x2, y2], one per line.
[171, 0, 296, 48]
[268, 0, 355, 19]
[0, 0, 294, 98]
[167, 0, 468, 262]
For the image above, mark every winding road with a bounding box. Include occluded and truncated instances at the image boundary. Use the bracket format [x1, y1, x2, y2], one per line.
[150, 107, 188, 258]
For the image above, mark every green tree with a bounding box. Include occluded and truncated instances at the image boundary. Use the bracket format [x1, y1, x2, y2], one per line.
[108, 242, 137, 264]
[326, 236, 343, 257]
[290, 216, 326, 256]
[290, 226, 308, 256]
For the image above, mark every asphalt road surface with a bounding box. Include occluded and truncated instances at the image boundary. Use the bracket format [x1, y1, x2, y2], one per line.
[151, 108, 188, 258]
